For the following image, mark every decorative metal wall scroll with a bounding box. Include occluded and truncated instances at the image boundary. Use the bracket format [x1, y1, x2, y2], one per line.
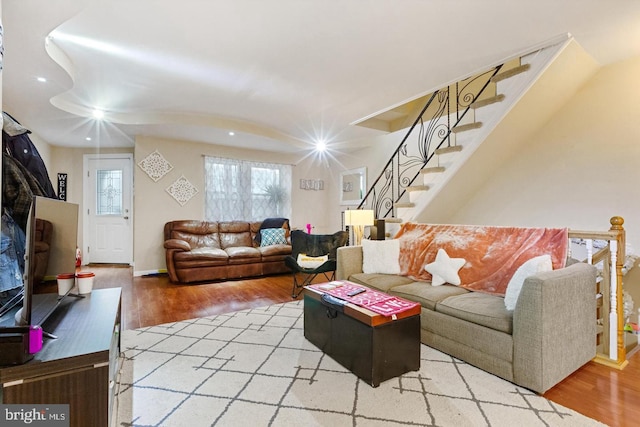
[138, 150, 173, 182]
[166, 175, 198, 206]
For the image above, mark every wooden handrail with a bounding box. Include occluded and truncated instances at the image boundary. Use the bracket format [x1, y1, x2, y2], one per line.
[568, 230, 619, 240]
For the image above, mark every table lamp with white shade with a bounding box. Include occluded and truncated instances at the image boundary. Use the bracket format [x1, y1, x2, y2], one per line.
[344, 209, 375, 246]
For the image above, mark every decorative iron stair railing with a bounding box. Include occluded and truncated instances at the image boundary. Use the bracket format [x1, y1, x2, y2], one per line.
[357, 62, 519, 219]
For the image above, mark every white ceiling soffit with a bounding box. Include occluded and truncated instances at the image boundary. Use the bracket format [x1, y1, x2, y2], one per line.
[3, 0, 640, 152]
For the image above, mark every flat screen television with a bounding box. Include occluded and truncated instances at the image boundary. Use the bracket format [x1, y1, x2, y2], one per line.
[19, 193, 37, 326]
[0, 196, 79, 332]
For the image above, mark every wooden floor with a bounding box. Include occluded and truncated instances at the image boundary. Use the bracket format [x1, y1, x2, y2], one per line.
[38, 265, 640, 426]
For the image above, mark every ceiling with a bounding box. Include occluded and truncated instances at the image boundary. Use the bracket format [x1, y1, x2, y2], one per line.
[3, 1, 640, 156]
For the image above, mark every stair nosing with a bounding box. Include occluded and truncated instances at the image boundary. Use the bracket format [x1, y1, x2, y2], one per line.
[421, 166, 446, 174]
[471, 93, 505, 109]
[491, 63, 531, 83]
[406, 185, 430, 192]
[434, 145, 463, 155]
[384, 218, 403, 223]
[452, 122, 482, 133]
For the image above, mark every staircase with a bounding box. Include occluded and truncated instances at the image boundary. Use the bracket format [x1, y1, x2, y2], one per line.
[351, 37, 629, 366]
[357, 38, 574, 234]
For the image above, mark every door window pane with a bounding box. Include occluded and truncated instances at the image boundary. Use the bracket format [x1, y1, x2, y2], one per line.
[96, 170, 123, 215]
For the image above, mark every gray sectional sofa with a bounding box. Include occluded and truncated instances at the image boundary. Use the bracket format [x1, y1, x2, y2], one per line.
[336, 245, 597, 393]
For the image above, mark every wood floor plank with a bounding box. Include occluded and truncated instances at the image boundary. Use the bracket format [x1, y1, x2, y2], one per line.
[35, 265, 639, 426]
[544, 348, 640, 426]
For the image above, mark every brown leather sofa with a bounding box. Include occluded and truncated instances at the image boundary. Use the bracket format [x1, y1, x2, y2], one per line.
[164, 220, 292, 283]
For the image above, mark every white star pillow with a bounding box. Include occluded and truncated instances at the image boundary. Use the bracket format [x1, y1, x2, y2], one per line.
[424, 248, 466, 286]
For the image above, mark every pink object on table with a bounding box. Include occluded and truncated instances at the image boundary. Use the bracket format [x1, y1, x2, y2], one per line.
[309, 282, 419, 317]
[306, 223, 312, 233]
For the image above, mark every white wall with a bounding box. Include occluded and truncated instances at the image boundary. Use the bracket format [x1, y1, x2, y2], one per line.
[439, 56, 640, 252]
[133, 135, 332, 274]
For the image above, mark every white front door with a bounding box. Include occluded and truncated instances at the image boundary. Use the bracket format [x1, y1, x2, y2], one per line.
[84, 154, 133, 264]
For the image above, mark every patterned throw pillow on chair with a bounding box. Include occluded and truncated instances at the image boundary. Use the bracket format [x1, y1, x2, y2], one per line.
[296, 254, 329, 269]
[260, 228, 288, 246]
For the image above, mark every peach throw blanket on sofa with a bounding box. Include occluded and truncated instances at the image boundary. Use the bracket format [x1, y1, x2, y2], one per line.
[394, 223, 568, 296]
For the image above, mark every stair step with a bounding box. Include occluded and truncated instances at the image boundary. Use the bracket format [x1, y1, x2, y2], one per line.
[406, 185, 430, 192]
[421, 166, 445, 174]
[384, 217, 403, 224]
[452, 122, 482, 133]
[491, 63, 531, 83]
[435, 145, 462, 155]
[395, 202, 415, 209]
[471, 94, 505, 109]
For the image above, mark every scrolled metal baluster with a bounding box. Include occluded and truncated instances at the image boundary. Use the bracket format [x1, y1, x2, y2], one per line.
[358, 64, 504, 220]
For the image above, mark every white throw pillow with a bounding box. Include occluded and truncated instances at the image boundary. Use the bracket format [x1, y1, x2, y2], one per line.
[424, 248, 466, 286]
[297, 254, 328, 269]
[362, 239, 401, 274]
[504, 254, 553, 311]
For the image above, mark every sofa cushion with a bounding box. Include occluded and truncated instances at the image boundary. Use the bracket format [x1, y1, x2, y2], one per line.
[174, 230, 221, 250]
[436, 292, 513, 334]
[167, 221, 222, 250]
[225, 246, 261, 264]
[258, 244, 292, 257]
[174, 247, 229, 266]
[219, 221, 253, 248]
[348, 273, 414, 292]
[421, 310, 514, 366]
[389, 282, 469, 311]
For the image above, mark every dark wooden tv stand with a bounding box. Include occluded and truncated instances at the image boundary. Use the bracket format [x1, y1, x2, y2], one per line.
[0, 288, 122, 427]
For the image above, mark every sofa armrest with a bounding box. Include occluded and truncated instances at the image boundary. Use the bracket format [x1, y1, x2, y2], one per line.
[513, 262, 597, 393]
[164, 239, 191, 282]
[164, 239, 191, 251]
[336, 246, 363, 280]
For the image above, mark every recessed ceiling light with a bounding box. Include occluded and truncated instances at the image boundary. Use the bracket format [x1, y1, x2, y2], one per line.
[92, 109, 104, 120]
[315, 140, 327, 152]
[86, 137, 92, 141]
[37, 77, 47, 83]
[228, 131, 235, 136]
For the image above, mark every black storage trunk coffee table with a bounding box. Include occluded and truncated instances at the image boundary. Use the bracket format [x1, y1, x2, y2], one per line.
[303, 284, 421, 387]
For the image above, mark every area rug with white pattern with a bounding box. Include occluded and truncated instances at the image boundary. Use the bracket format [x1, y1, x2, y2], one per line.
[114, 300, 605, 426]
